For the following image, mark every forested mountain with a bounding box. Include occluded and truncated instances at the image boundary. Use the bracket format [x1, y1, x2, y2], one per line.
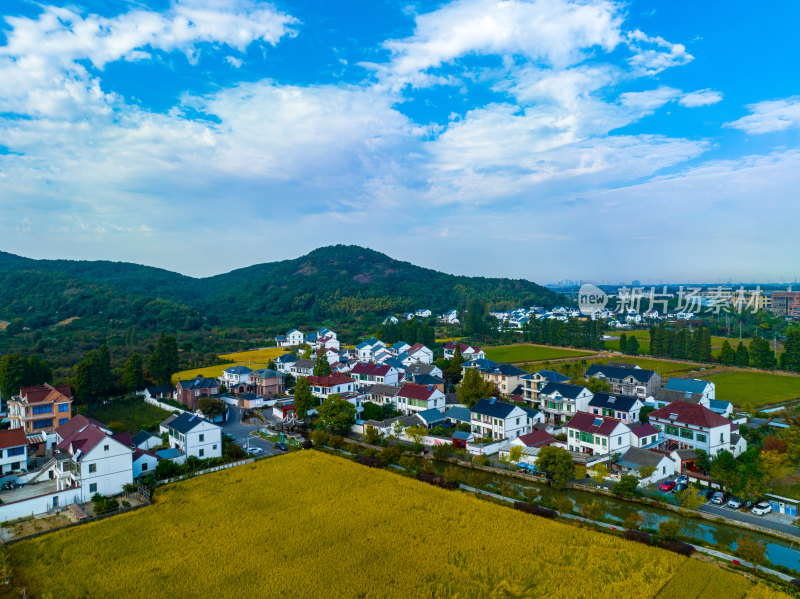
[0, 245, 564, 331]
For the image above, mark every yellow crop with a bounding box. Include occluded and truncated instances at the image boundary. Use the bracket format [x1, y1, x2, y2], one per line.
[218, 347, 288, 364]
[8, 452, 789, 599]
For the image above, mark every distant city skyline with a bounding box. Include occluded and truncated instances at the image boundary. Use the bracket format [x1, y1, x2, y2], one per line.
[0, 0, 798, 282]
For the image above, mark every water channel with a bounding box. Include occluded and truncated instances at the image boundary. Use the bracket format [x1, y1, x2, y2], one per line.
[430, 460, 800, 573]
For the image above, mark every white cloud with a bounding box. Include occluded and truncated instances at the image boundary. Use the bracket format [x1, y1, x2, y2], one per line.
[678, 88, 723, 107]
[626, 30, 693, 75]
[725, 96, 800, 134]
[619, 86, 681, 111]
[381, 0, 623, 87]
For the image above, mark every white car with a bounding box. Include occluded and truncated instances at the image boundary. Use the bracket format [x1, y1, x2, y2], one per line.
[675, 475, 688, 485]
[248, 447, 264, 455]
[727, 497, 743, 509]
[752, 502, 772, 516]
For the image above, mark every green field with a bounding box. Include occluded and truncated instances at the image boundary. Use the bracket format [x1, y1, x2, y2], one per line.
[78, 397, 173, 433]
[591, 356, 702, 376]
[6, 451, 784, 599]
[702, 371, 800, 410]
[484, 344, 594, 363]
[605, 339, 651, 353]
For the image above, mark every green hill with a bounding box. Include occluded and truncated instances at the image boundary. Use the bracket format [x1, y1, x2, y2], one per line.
[0, 244, 563, 331]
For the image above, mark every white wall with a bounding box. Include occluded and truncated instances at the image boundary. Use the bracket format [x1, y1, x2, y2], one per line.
[79, 438, 133, 502]
[0, 488, 82, 522]
[185, 423, 223, 459]
[133, 454, 158, 479]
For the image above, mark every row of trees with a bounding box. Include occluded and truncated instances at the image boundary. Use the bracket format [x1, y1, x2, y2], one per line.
[648, 326, 712, 362]
[717, 336, 777, 369]
[0, 353, 52, 398]
[520, 317, 605, 350]
[617, 333, 641, 355]
[374, 319, 436, 347]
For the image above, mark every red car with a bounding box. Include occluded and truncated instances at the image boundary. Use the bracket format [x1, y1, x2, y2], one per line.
[660, 480, 677, 492]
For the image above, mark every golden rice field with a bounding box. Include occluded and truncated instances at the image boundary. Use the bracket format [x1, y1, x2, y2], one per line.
[7, 452, 787, 599]
[218, 347, 288, 364]
[170, 362, 241, 384]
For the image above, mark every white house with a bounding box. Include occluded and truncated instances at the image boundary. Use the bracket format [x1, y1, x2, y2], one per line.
[163, 413, 223, 460]
[648, 401, 745, 457]
[55, 417, 134, 502]
[537, 382, 593, 425]
[664, 378, 716, 402]
[470, 398, 531, 441]
[349, 363, 400, 389]
[565, 412, 632, 456]
[132, 448, 159, 479]
[395, 384, 445, 415]
[219, 366, 253, 388]
[443, 343, 484, 361]
[615, 447, 675, 485]
[307, 373, 356, 400]
[586, 392, 643, 425]
[406, 344, 434, 364]
[286, 329, 305, 346]
[0, 429, 28, 475]
[317, 327, 337, 341]
[132, 431, 161, 451]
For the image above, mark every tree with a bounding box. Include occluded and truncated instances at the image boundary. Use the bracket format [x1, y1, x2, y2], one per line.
[759, 450, 788, 486]
[121, 353, 145, 393]
[391, 420, 405, 439]
[72, 345, 113, 405]
[585, 377, 612, 394]
[535, 446, 574, 490]
[405, 424, 428, 448]
[364, 425, 380, 445]
[718, 340, 735, 366]
[361, 401, 385, 421]
[591, 463, 609, 484]
[301, 345, 312, 359]
[694, 448, 711, 474]
[658, 519, 681, 540]
[612, 475, 640, 497]
[445, 344, 465, 384]
[624, 511, 645, 530]
[626, 336, 640, 356]
[780, 328, 800, 372]
[553, 495, 573, 515]
[710, 450, 739, 490]
[675, 488, 705, 510]
[293, 377, 315, 419]
[197, 397, 226, 420]
[750, 335, 776, 369]
[0, 353, 26, 398]
[508, 446, 523, 464]
[735, 537, 767, 565]
[148, 334, 178, 385]
[580, 501, 603, 523]
[457, 367, 495, 408]
[312, 353, 332, 376]
[619, 333, 628, 354]
[316, 393, 356, 434]
[734, 341, 750, 367]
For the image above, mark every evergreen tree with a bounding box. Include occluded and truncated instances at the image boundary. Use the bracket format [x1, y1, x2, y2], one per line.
[457, 367, 495, 408]
[445, 344, 465, 385]
[779, 328, 800, 372]
[619, 333, 628, 354]
[24, 355, 52, 388]
[698, 328, 712, 362]
[626, 335, 640, 355]
[293, 377, 315, 419]
[750, 335, 776, 369]
[121, 353, 145, 393]
[718, 340, 735, 365]
[148, 334, 178, 385]
[734, 341, 750, 367]
[313, 352, 332, 376]
[0, 354, 26, 399]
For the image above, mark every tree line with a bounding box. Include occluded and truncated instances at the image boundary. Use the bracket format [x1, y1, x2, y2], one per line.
[520, 317, 605, 350]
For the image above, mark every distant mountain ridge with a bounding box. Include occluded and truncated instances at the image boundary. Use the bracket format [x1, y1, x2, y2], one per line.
[0, 245, 564, 330]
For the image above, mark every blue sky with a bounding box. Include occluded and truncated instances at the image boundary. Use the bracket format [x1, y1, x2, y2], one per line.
[0, 0, 798, 284]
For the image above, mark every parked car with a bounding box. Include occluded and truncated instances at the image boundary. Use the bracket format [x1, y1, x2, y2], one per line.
[675, 475, 689, 485]
[727, 497, 743, 509]
[660, 480, 677, 492]
[249, 447, 264, 455]
[274, 442, 288, 452]
[673, 482, 688, 493]
[752, 502, 773, 516]
[696, 488, 713, 500]
[711, 491, 725, 505]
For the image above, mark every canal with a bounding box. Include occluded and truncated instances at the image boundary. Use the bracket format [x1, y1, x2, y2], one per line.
[431, 460, 800, 573]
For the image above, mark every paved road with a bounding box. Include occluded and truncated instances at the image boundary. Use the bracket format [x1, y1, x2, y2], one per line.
[699, 502, 798, 536]
[221, 405, 284, 457]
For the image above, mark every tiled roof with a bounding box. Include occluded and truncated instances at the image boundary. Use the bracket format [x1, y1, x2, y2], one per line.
[17, 383, 72, 405]
[224, 366, 253, 375]
[306, 373, 354, 387]
[176, 377, 220, 390]
[649, 401, 731, 428]
[293, 359, 316, 370]
[586, 365, 657, 383]
[536, 370, 570, 382]
[618, 447, 667, 469]
[444, 406, 471, 422]
[350, 363, 393, 376]
[588, 392, 641, 412]
[664, 378, 711, 394]
[471, 398, 520, 419]
[565, 412, 623, 436]
[0, 428, 27, 449]
[396, 383, 439, 401]
[516, 430, 554, 448]
[132, 431, 159, 446]
[653, 388, 704, 404]
[417, 408, 445, 423]
[539, 382, 587, 400]
[251, 368, 283, 378]
[629, 423, 659, 438]
[57, 423, 114, 461]
[363, 384, 402, 396]
[487, 363, 526, 377]
[168, 412, 215, 434]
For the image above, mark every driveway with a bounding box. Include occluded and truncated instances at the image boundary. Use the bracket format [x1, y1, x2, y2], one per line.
[221, 405, 285, 457]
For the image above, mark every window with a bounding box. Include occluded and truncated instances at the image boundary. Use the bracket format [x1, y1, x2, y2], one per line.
[33, 418, 53, 430]
[199, 449, 205, 457]
[696, 434, 707, 443]
[213, 444, 217, 450]
[199, 434, 205, 442]
[618, 437, 622, 446]
[89, 464, 97, 473]
[59, 418, 69, 426]
[602, 438, 607, 446]
[6, 447, 24, 457]
[89, 483, 97, 493]
[142, 462, 148, 471]
[665, 425, 678, 436]
[720, 433, 724, 442]
[58, 403, 69, 413]
[679, 428, 693, 440]
[569, 430, 575, 438]
[32, 404, 53, 415]
[104, 444, 110, 451]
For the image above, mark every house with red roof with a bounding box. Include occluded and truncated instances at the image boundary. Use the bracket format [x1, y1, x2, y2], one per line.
[54, 416, 134, 502]
[565, 412, 632, 456]
[307, 373, 355, 400]
[443, 343, 485, 361]
[7, 384, 73, 435]
[406, 343, 434, 365]
[0, 428, 29, 475]
[395, 383, 445, 415]
[648, 401, 746, 457]
[349, 363, 399, 389]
